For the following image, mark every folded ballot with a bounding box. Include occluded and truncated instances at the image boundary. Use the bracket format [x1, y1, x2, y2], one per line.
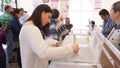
[45, 38, 58, 46]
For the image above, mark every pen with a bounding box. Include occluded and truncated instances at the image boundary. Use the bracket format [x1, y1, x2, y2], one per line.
[73, 34, 76, 44]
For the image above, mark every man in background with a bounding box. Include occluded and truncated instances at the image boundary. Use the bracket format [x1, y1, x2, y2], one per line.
[99, 9, 117, 37]
[49, 9, 69, 41]
[19, 8, 29, 25]
[0, 5, 16, 63]
[65, 17, 73, 32]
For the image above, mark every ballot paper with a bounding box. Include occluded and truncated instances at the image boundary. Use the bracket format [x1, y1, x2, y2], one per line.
[45, 38, 58, 46]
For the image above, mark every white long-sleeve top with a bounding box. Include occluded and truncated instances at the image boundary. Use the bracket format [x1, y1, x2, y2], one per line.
[19, 24, 74, 68]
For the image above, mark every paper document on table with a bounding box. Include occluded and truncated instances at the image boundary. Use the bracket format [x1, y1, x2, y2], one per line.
[45, 38, 58, 46]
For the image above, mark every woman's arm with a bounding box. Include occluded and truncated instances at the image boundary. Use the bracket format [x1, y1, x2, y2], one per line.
[28, 26, 74, 60]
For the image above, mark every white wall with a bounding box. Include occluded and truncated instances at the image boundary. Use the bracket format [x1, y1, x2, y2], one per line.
[17, 0, 119, 29]
[68, 0, 119, 29]
[69, 0, 94, 29]
[18, 0, 43, 16]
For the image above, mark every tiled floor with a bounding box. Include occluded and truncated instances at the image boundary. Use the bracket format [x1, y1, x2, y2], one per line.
[7, 63, 19, 68]
[2, 45, 20, 68]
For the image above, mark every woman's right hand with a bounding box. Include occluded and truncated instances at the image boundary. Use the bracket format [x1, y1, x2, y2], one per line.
[72, 44, 79, 53]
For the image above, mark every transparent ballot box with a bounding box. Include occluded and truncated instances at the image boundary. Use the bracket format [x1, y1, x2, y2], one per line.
[49, 31, 104, 68]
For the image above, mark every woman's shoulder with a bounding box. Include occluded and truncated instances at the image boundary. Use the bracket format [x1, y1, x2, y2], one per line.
[22, 25, 38, 31]
[22, 21, 38, 30]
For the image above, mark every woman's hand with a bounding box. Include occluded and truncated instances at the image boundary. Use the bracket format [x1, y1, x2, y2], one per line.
[72, 44, 79, 53]
[51, 44, 57, 47]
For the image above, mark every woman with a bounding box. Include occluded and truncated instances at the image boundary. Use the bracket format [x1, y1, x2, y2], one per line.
[19, 4, 79, 68]
[0, 22, 6, 68]
[108, 1, 120, 50]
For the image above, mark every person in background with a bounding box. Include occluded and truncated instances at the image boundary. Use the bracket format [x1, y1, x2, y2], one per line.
[107, 1, 120, 51]
[19, 8, 29, 25]
[19, 4, 79, 68]
[0, 22, 6, 68]
[99, 9, 117, 37]
[10, 8, 23, 68]
[59, 15, 64, 23]
[90, 20, 96, 31]
[0, 5, 16, 63]
[65, 17, 73, 32]
[49, 9, 69, 41]
[88, 20, 96, 35]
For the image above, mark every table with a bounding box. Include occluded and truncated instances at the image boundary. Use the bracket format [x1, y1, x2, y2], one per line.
[49, 31, 103, 68]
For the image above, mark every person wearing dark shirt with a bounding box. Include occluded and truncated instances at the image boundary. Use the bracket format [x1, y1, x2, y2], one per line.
[0, 22, 6, 68]
[10, 8, 22, 68]
[65, 17, 73, 32]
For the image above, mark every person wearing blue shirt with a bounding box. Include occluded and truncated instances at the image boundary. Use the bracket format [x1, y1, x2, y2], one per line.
[99, 9, 117, 37]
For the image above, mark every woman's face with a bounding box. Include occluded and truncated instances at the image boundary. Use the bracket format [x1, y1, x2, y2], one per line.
[16, 11, 23, 19]
[110, 6, 120, 24]
[41, 11, 52, 26]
